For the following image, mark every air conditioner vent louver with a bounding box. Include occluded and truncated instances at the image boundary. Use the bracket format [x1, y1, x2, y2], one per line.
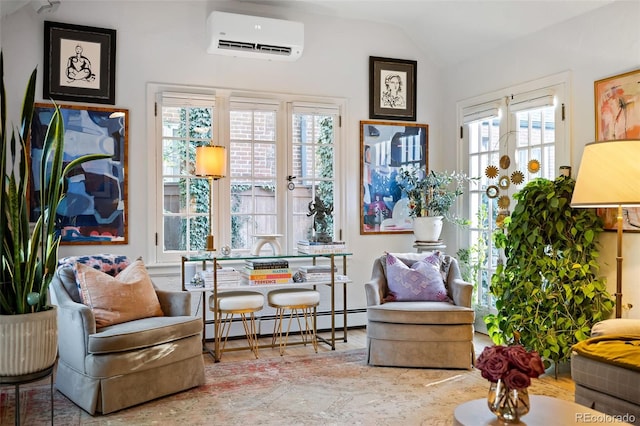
[218, 40, 256, 51]
[257, 44, 291, 55]
[207, 11, 304, 61]
[218, 41, 292, 56]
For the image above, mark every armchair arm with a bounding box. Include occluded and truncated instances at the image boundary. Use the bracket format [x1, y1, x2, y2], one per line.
[49, 277, 96, 372]
[449, 278, 473, 308]
[365, 278, 384, 306]
[591, 319, 640, 337]
[446, 257, 473, 308]
[156, 289, 191, 316]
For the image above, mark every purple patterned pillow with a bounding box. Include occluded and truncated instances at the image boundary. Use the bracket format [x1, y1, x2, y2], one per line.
[385, 253, 450, 302]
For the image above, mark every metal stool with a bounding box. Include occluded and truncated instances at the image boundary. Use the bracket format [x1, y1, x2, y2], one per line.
[210, 291, 264, 359]
[268, 288, 320, 355]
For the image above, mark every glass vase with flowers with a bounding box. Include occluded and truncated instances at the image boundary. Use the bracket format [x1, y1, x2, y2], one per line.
[476, 344, 546, 423]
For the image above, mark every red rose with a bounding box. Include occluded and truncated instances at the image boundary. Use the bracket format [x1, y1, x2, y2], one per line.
[528, 351, 546, 378]
[477, 346, 509, 382]
[504, 368, 531, 389]
[505, 345, 533, 375]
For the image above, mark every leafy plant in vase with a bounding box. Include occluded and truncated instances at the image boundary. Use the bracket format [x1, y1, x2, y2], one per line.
[395, 167, 470, 242]
[0, 53, 109, 375]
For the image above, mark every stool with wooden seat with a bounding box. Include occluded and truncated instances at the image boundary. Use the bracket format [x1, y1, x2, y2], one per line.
[268, 288, 320, 355]
[210, 291, 264, 359]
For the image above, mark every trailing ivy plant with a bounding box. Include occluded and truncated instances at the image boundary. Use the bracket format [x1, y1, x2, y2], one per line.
[484, 176, 614, 371]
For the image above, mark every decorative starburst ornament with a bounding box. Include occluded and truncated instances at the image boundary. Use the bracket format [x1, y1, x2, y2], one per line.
[498, 195, 511, 209]
[528, 159, 541, 173]
[510, 170, 525, 185]
[485, 165, 499, 179]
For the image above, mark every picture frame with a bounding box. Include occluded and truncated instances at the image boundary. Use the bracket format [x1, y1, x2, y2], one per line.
[369, 56, 417, 121]
[29, 103, 128, 244]
[43, 21, 117, 105]
[594, 69, 640, 232]
[360, 120, 428, 235]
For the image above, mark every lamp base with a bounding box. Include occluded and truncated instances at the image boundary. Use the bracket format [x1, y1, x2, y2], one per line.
[206, 235, 216, 252]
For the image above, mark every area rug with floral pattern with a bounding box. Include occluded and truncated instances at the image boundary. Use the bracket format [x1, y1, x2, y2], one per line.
[0, 349, 574, 425]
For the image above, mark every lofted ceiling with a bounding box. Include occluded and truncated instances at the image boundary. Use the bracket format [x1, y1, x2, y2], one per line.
[2, 0, 616, 67]
[245, 0, 616, 66]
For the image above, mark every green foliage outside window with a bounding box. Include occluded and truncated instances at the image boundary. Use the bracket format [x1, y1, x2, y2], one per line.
[315, 116, 335, 238]
[177, 107, 211, 251]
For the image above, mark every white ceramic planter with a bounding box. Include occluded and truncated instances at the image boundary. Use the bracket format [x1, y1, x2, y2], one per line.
[413, 216, 444, 242]
[0, 307, 58, 376]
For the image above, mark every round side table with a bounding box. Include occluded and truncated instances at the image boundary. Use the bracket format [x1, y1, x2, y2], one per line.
[0, 365, 54, 426]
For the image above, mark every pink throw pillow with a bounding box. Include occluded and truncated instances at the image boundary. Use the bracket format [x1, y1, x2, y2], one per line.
[76, 260, 164, 328]
[385, 253, 450, 302]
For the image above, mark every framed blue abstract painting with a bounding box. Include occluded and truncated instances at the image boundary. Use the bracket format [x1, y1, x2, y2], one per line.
[29, 103, 128, 244]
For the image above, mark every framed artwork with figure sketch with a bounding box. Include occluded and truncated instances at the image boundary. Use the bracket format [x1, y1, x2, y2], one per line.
[594, 68, 640, 232]
[369, 57, 417, 121]
[43, 21, 117, 104]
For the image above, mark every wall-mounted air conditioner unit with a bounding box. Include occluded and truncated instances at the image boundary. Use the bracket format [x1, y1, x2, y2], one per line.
[206, 11, 304, 61]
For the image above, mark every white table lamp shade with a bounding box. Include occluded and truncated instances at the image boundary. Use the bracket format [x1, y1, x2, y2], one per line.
[571, 140, 640, 208]
[571, 139, 640, 319]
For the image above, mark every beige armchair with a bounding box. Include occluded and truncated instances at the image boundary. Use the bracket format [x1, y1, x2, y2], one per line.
[365, 252, 475, 369]
[49, 254, 205, 415]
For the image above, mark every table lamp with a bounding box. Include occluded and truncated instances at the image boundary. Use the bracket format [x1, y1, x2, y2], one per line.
[195, 144, 227, 252]
[571, 140, 640, 318]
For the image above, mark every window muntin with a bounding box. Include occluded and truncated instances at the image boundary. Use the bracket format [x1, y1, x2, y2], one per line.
[154, 91, 342, 262]
[460, 79, 567, 311]
[160, 101, 215, 254]
[229, 106, 279, 250]
[290, 110, 337, 244]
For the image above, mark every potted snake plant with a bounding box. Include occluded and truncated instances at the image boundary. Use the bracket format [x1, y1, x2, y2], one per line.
[0, 53, 109, 375]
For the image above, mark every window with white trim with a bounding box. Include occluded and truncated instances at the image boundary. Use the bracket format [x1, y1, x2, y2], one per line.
[458, 74, 569, 314]
[153, 88, 343, 263]
[159, 93, 217, 260]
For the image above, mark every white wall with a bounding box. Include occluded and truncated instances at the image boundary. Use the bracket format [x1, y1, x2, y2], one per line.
[2, 0, 638, 321]
[0, 0, 445, 321]
[442, 0, 640, 319]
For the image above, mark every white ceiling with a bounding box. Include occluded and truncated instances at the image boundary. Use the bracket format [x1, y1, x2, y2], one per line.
[2, 0, 616, 67]
[248, 0, 616, 66]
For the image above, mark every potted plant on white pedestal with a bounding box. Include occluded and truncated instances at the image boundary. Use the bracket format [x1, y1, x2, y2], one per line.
[0, 53, 108, 375]
[396, 167, 470, 242]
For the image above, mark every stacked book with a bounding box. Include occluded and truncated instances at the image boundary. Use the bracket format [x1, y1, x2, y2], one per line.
[297, 240, 347, 254]
[202, 267, 242, 288]
[298, 265, 337, 282]
[242, 259, 292, 285]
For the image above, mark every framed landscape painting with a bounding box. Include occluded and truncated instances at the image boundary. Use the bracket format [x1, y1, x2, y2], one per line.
[29, 103, 128, 244]
[360, 120, 428, 235]
[594, 69, 640, 232]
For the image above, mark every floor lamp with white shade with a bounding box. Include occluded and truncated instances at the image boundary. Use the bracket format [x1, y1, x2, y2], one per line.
[571, 140, 640, 318]
[195, 144, 227, 252]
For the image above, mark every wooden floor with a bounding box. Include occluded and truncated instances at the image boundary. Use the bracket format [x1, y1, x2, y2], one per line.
[203, 326, 494, 363]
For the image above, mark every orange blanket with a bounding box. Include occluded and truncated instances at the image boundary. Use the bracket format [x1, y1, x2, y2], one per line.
[572, 334, 640, 372]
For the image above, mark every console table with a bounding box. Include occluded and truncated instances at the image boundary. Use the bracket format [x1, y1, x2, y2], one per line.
[181, 252, 351, 362]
